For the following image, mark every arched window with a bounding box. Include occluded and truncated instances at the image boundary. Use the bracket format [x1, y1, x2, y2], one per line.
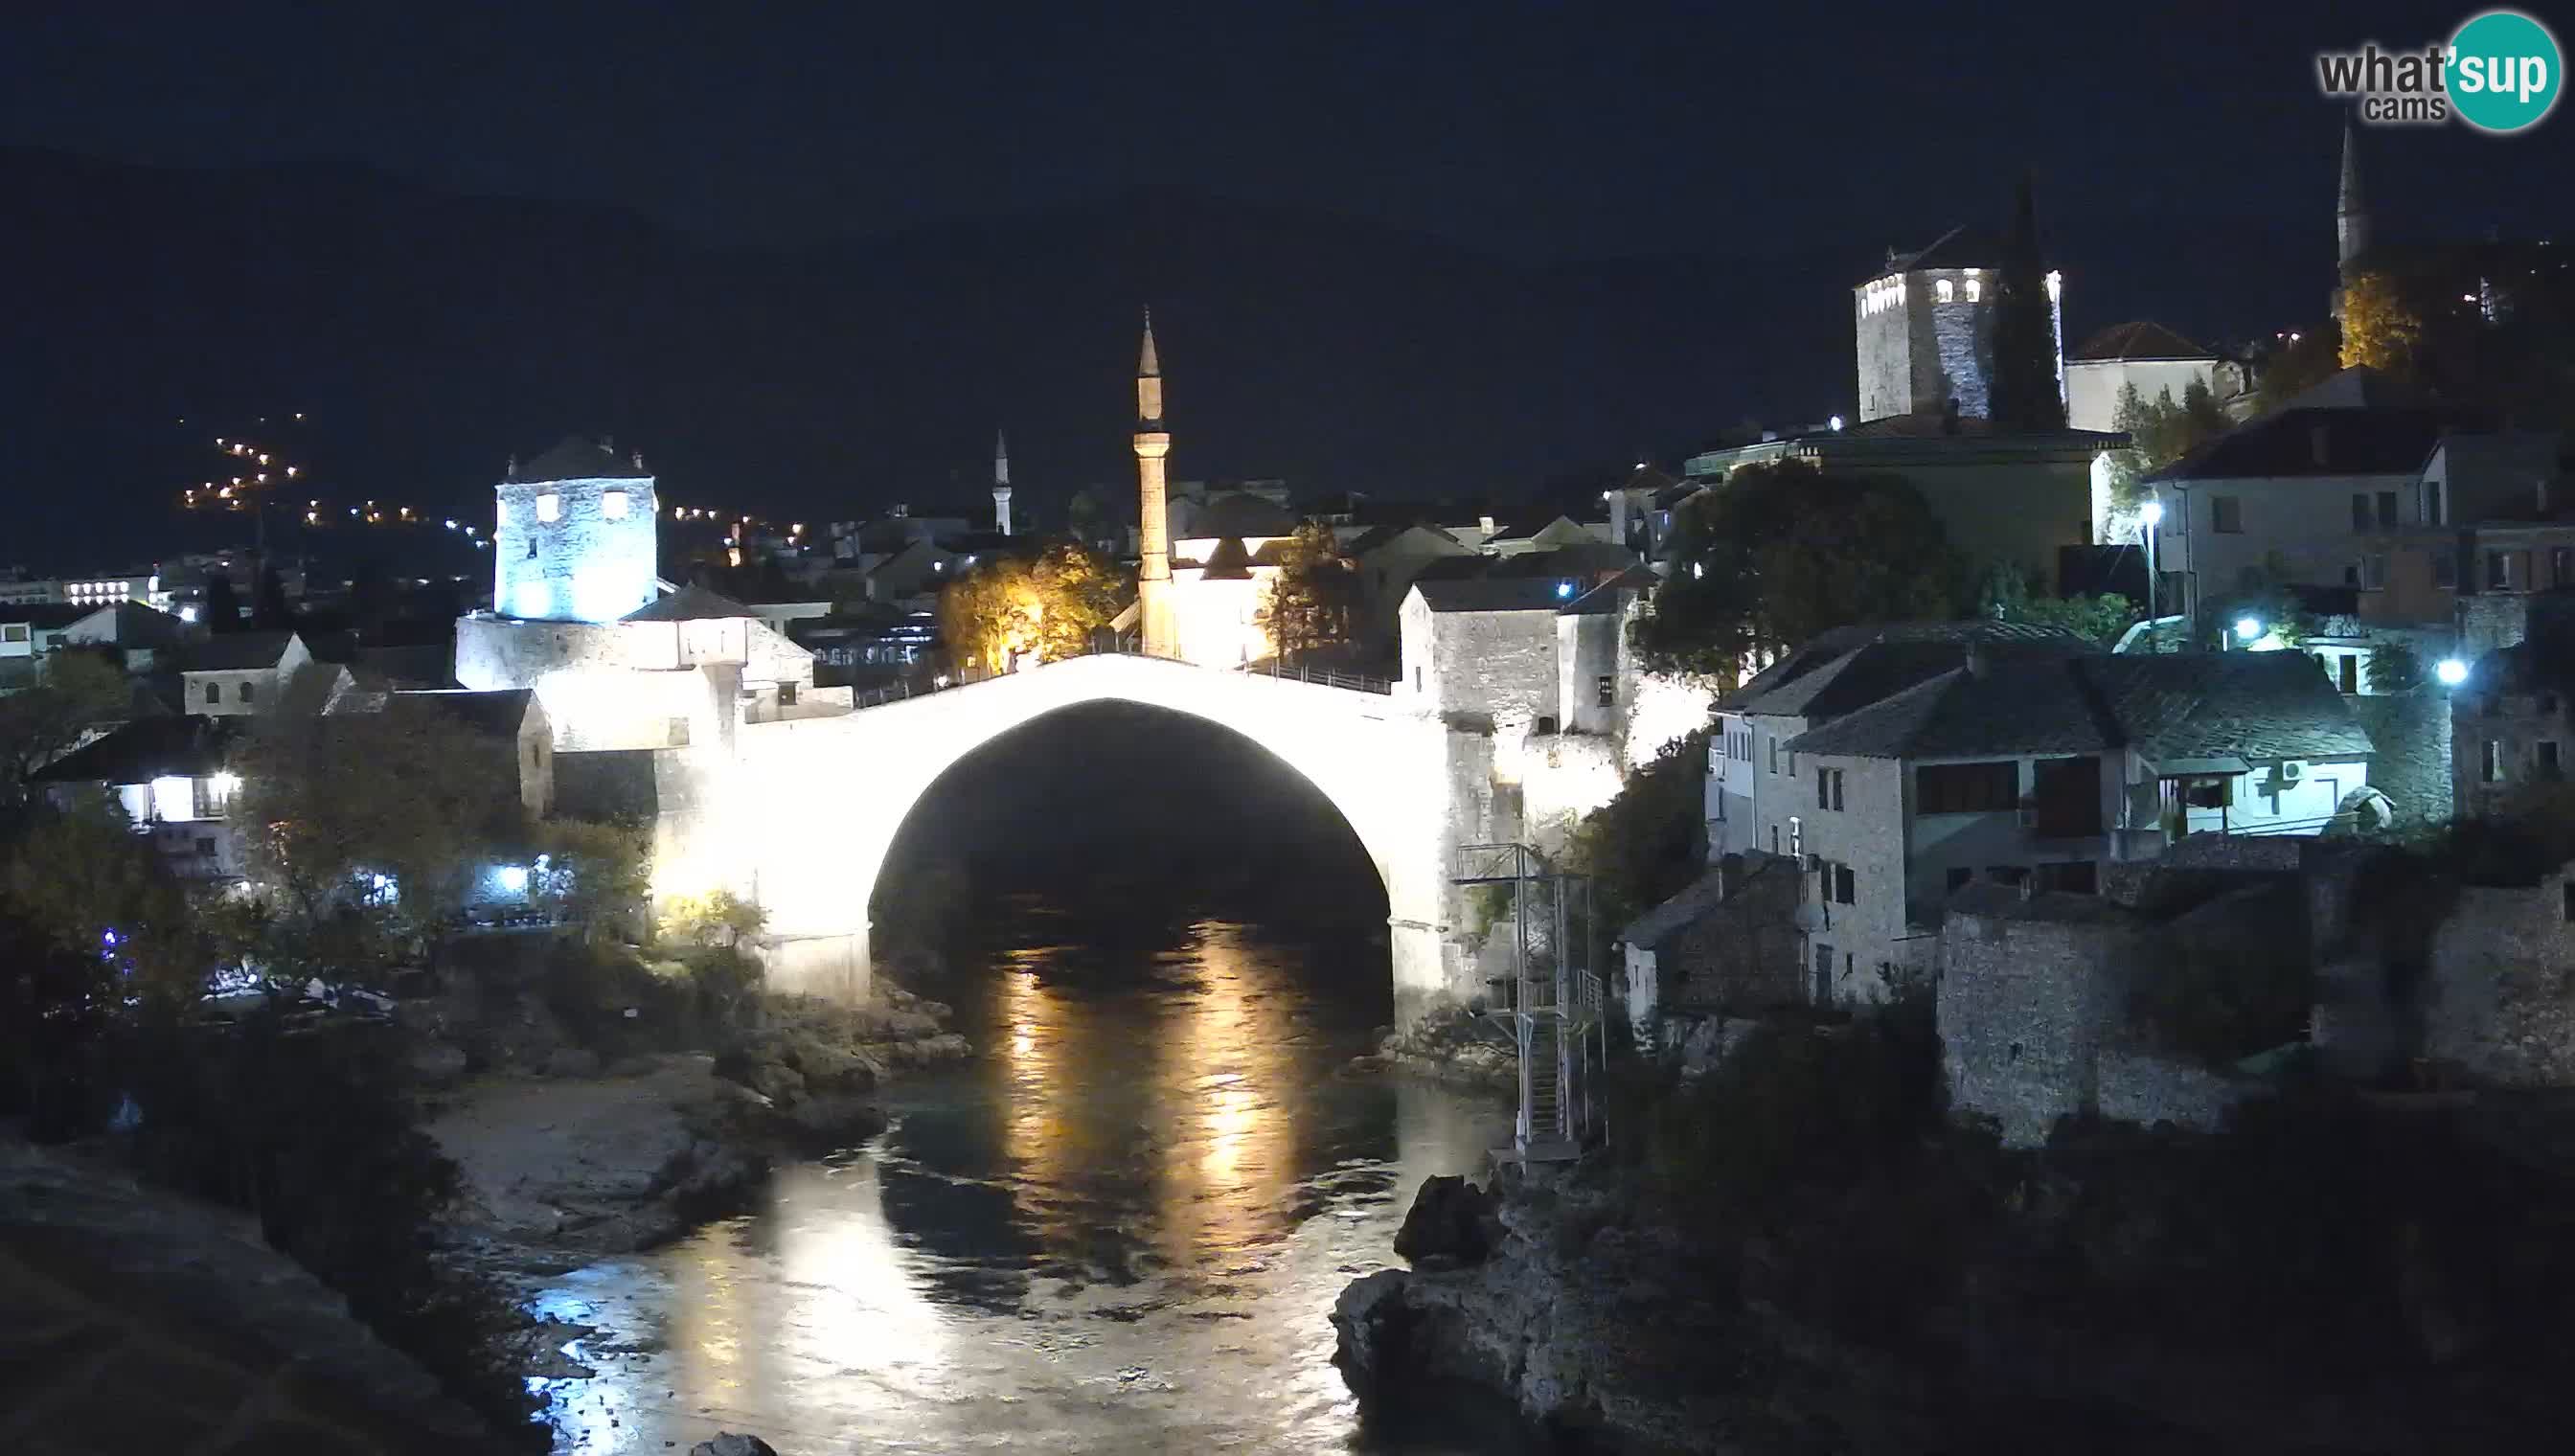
[1966, 278, 1983, 303]
[1936, 279, 1955, 303]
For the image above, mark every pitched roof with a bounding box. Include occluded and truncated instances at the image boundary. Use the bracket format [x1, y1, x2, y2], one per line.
[0, 603, 89, 629]
[1721, 620, 2093, 713]
[623, 584, 756, 623]
[1348, 522, 1464, 557]
[518, 435, 649, 482]
[176, 630, 299, 672]
[1783, 650, 2372, 762]
[1561, 565, 1661, 615]
[1411, 578, 1576, 614]
[2146, 405, 2490, 483]
[392, 688, 538, 738]
[1188, 491, 1299, 538]
[34, 716, 244, 785]
[2070, 321, 2216, 363]
[1197, 536, 1256, 580]
[1746, 638, 2099, 724]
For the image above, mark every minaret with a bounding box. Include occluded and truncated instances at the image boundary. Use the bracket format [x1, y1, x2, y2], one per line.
[1133, 308, 1179, 659]
[2333, 118, 2370, 320]
[991, 429, 1014, 535]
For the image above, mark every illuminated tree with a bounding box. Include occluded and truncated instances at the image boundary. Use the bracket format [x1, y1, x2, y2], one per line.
[1637, 462, 1959, 682]
[531, 818, 651, 942]
[1257, 521, 1356, 666]
[937, 541, 1125, 673]
[2102, 379, 2228, 515]
[2339, 270, 2425, 375]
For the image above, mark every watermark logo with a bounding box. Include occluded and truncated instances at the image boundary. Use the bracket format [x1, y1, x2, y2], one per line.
[2316, 9, 2561, 132]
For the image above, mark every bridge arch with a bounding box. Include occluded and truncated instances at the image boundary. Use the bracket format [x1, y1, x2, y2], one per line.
[718, 655, 1458, 1025]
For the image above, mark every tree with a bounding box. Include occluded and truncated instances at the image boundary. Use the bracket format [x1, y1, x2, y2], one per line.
[2254, 325, 2343, 414]
[531, 818, 651, 941]
[1564, 731, 1711, 935]
[657, 888, 766, 949]
[0, 793, 209, 1005]
[937, 540, 1125, 673]
[1636, 462, 1960, 682]
[232, 674, 525, 968]
[2101, 380, 2227, 522]
[2367, 640, 2426, 694]
[1977, 562, 2137, 647]
[1257, 520, 1356, 666]
[1989, 174, 2067, 432]
[0, 649, 130, 808]
[2340, 269, 2426, 375]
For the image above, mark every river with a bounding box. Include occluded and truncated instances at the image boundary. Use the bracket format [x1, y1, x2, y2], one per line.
[529, 890, 1519, 1455]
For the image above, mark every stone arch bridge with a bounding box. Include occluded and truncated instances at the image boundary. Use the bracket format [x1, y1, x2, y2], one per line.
[715, 654, 1467, 1026]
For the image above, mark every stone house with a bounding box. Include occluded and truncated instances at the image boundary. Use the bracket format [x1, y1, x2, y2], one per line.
[1400, 579, 1569, 729]
[34, 716, 250, 880]
[1349, 524, 1474, 651]
[1618, 852, 1804, 1043]
[2451, 634, 2575, 819]
[175, 630, 312, 717]
[1783, 648, 2374, 1004]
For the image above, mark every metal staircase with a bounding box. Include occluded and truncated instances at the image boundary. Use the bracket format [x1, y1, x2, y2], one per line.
[1455, 842, 1607, 1161]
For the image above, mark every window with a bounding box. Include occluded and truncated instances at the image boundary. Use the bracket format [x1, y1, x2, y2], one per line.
[239, 682, 254, 704]
[2483, 739, 2503, 784]
[2182, 776, 2233, 809]
[1770, 825, 1780, 853]
[1831, 768, 1844, 809]
[2433, 551, 2458, 589]
[1535, 716, 1558, 735]
[1834, 863, 1856, 904]
[1789, 816, 1802, 858]
[1965, 277, 1982, 303]
[1916, 761, 2018, 814]
[2377, 490, 2399, 528]
[1595, 674, 1614, 708]
[195, 836, 216, 856]
[2489, 550, 2515, 590]
[1812, 944, 1834, 1005]
[1, 624, 24, 643]
[1768, 739, 1778, 775]
[205, 681, 221, 704]
[1936, 278, 1954, 303]
[2555, 547, 2573, 586]
[2029, 755, 2102, 836]
[2361, 553, 2388, 589]
[536, 492, 561, 522]
[1413, 667, 1423, 692]
[2351, 493, 2372, 532]
[2425, 479, 2444, 524]
[778, 682, 798, 708]
[2339, 655, 2359, 694]
[602, 489, 629, 520]
[1817, 767, 1830, 809]
[2211, 495, 2243, 534]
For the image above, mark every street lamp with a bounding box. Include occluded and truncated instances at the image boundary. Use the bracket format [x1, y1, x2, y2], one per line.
[2235, 616, 2265, 644]
[2435, 657, 2470, 687]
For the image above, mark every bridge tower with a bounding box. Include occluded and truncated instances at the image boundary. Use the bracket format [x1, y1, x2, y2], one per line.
[1133, 309, 1179, 659]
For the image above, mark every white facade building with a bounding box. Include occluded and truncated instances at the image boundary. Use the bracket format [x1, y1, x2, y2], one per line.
[493, 437, 660, 625]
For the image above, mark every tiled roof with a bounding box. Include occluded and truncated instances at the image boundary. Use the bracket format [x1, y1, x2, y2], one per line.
[1561, 566, 1660, 616]
[34, 716, 243, 785]
[2070, 321, 2215, 363]
[624, 585, 755, 622]
[1721, 620, 2093, 713]
[1412, 578, 1573, 614]
[177, 630, 298, 672]
[393, 688, 536, 739]
[0, 603, 89, 629]
[2145, 406, 2492, 483]
[1783, 650, 2372, 762]
[518, 435, 649, 482]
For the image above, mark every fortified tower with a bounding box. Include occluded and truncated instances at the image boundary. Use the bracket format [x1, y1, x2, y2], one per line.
[492, 435, 658, 623]
[1133, 309, 1179, 659]
[991, 429, 1014, 535]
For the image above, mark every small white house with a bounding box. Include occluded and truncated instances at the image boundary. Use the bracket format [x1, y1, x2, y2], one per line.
[34, 717, 249, 880]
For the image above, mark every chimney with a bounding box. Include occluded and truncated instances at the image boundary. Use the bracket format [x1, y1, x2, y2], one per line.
[1964, 642, 1991, 678]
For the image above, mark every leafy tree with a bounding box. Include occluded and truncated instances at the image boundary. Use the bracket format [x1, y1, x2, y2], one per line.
[531, 817, 650, 941]
[2340, 269, 2427, 375]
[1565, 731, 1711, 934]
[232, 673, 524, 967]
[0, 793, 208, 1005]
[1636, 462, 1959, 682]
[657, 888, 766, 949]
[1976, 561, 2137, 647]
[0, 649, 130, 808]
[2367, 640, 2426, 694]
[1257, 520, 1356, 665]
[1988, 174, 2067, 432]
[937, 540, 1125, 673]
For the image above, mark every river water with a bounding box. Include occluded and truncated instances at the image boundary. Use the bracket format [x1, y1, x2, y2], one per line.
[532, 892, 1518, 1455]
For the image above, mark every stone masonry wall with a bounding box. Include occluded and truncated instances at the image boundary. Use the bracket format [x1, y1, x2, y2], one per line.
[2425, 876, 2575, 1085]
[2349, 687, 2453, 828]
[1938, 905, 2141, 1148]
[2096, 1049, 2263, 1133]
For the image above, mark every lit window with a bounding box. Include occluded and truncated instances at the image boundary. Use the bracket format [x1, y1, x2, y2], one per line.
[1936, 279, 1955, 303]
[1966, 278, 1982, 303]
[536, 492, 561, 523]
[603, 489, 629, 520]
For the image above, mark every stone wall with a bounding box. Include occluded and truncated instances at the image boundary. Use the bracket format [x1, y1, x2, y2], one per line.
[1425, 609, 1561, 730]
[493, 473, 659, 624]
[2096, 1048, 2264, 1133]
[2425, 876, 2575, 1085]
[2349, 687, 2452, 828]
[1938, 899, 2143, 1148]
[1657, 857, 1804, 1015]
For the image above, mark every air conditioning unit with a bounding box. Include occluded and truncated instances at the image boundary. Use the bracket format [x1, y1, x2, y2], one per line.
[2278, 760, 2305, 784]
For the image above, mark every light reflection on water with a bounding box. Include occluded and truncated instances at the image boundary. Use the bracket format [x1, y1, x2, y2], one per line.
[533, 908, 1515, 1454]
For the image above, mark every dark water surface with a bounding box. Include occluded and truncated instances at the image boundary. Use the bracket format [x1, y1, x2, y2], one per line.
[533, 894, 1516, 1454]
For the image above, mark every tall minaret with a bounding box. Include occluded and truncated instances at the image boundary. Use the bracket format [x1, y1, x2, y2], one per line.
[1133, 308, 1178, 659]
[991, 429, 1014, 535]
[2333, 118, 2370, 320]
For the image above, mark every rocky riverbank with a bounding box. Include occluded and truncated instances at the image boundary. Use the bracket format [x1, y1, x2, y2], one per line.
[423, 985, 972, 1281]
[1334, 1109, 2575, 1455]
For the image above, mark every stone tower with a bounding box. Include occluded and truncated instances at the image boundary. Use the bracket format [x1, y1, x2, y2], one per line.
[2333, 118, 2371, 322]
[492, 435, 658, 623]
[991, 428, 1014, 535]
[1133, 309, 1178, 659]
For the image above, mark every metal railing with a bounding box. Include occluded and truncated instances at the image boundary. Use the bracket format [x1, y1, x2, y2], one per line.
[1235, 659, 1395, 694]
[838, 646, 1394, 713]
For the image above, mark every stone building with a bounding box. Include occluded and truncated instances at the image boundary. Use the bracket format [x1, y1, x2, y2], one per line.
[492, 436, 659, 625]
[1853, 227, 2062, 424]
[2424, 864, 2575, 1086]
[1618, 852, 1803, 1043]
[2451, 633, 2575, 819]
[2062, 321, 2225, 434]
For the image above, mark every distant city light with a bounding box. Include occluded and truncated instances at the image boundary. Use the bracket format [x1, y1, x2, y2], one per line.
[2436, 657, 2470, 687]
[2234, 617, 2264, 642]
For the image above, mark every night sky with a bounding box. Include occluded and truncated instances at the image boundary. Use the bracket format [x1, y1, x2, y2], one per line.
[4, 2, 2571, 561]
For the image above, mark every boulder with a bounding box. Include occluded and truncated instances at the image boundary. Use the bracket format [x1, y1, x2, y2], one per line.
[775, 1092, 890, 1153]
[1329, 1268, 1414, 1403]
[739, 1058, 808, 1106]
[1392, 1174, 1499, 1268]
[779, 1031, 878, 1095]
[543, 1047, 603, 1080]
[690, 1435, 780, 1456]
